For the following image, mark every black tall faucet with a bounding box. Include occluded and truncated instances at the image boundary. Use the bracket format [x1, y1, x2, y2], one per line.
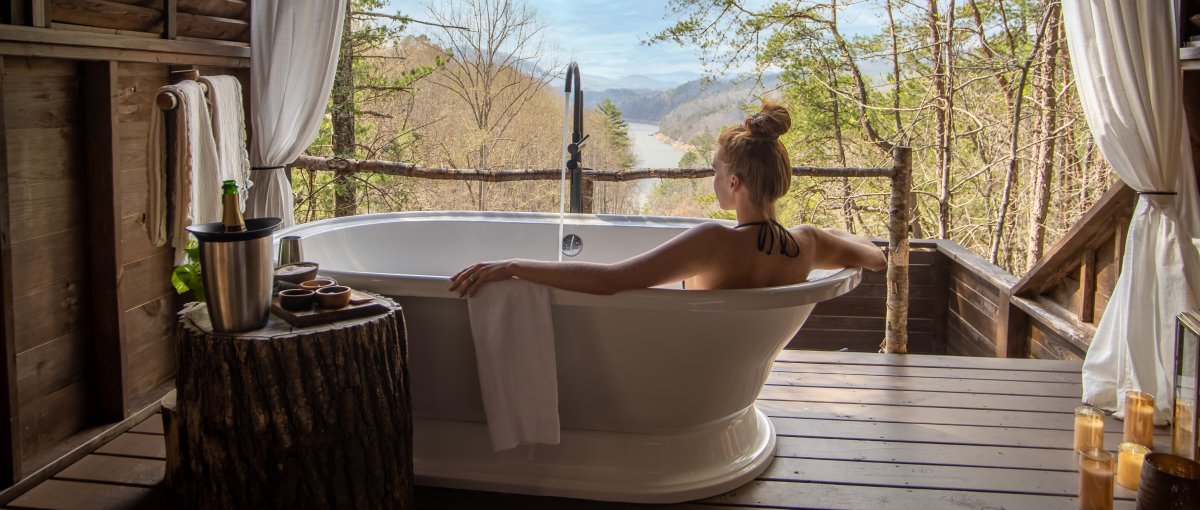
[565, 63, 589, 213]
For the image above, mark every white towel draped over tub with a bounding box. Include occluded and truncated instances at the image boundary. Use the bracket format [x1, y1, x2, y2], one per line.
[466, 279, 561, 451]
[198, 75, 251, 211]
[146, 81, 219, 265]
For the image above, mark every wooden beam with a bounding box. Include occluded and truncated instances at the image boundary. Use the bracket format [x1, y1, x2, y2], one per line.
[163, 0, 177, 40]
[0, 23, 248, 59]
[1010, 296, 1096, 354]
[30, 0, 50, 28]
[290, 155, 895, 182]
[0, 55, 21, 486]
[0, 40, 246, 67]
[82, 61, 129, 420]
[1080, 247, 1097, 324]
[930, 247, 949, 354]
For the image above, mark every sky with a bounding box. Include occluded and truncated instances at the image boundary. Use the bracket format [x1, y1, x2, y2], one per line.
[388, 1, 885, 84]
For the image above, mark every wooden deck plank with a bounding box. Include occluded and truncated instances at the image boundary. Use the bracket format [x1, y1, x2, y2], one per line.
[54, 454, 164, 488]
[759, 457, 1136, 500]
[775, 436, 1080, 471]
[93, 433, 165, 460]
[765, 371, 1081, 398]
[705, 480, 1135, 510]
[776, 350, 1083, 372]
[126, 414, 163, 435]
[758, 385, 1082, 413]
[756, 399, 1124, 432]
[771, 416, 1125, 450]
[6, 479, 170, 510]
[770, 360, 1083, 384]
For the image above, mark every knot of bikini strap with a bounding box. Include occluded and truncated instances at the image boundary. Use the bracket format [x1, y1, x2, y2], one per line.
[736, 219, 800, 258]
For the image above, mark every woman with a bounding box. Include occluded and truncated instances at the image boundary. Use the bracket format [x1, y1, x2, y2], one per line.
[448, 102, 886, 297]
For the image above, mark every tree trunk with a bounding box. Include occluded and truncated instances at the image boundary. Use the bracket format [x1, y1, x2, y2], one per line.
[1026, 3, 1062, 271]
[928, 0, 950, 239]
[170, 302, 412, 510]
[333, 1, 357, 217]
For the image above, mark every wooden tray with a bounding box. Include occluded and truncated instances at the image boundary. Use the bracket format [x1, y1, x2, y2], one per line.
[271, 290, 391, 327]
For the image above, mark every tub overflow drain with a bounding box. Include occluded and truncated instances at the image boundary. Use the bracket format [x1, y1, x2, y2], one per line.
[561, 234, 582, 257]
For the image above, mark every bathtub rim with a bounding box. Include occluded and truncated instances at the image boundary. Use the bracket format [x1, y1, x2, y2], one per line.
[282, 211, 863, 312]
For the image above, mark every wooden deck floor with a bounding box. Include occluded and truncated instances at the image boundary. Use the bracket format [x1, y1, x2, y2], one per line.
[2, 351, 1162, 509]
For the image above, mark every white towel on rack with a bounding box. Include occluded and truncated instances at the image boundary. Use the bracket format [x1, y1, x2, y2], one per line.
[146, 81, 220, 265]
[198, 76, 251, 211]
[466, 280, 560, 451]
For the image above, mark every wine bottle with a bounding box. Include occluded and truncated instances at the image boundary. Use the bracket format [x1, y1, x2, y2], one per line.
[221, 180, 246, 233]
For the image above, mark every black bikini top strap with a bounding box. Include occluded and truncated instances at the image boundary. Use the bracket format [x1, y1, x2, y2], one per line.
[735, 219, 800, 258]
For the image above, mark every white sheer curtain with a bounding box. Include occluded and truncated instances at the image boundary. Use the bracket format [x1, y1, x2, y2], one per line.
[1064, 1, 1200, 421]
[248, 0, 346, 227]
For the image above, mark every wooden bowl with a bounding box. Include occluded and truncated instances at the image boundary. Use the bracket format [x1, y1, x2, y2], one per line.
[1138, 453, 1200, 509]
[278, 289, 315, 311]
[316, 285, 351, 309]
[300, 278, 338, 290]
[275, 262, 320, 284]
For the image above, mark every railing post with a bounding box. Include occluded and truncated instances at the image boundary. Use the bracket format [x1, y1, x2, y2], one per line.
[581, 176, 594, 214]
[883, 146, 911, 354]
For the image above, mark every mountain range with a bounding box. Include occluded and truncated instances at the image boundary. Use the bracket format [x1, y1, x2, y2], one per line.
[584, 74, 782, 144]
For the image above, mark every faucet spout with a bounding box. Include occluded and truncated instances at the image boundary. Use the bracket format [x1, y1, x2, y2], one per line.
[564, 63, 585, 213]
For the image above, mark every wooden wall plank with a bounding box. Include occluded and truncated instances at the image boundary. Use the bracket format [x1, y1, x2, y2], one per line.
[177, 0, 246, 19]
[3, 128, 77, 186]
[50, 0, 162, 34]
[17, 380, 89, 464]
[122, 296, 175, 401]
[15, 332, 87, 408]
[118, 252, 173, 312]
[10, 284, 85, 355]
[0, 54, 21, 486]
[7, 179, 85, 244]
[176, 12, 247, 42]
[82, 61, 129, 420]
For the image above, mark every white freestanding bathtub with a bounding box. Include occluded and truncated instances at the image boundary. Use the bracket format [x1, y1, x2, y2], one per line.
[278, 211, 861, 503]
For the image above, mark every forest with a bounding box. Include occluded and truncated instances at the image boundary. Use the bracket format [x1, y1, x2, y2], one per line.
[297, 0, 1109, 276]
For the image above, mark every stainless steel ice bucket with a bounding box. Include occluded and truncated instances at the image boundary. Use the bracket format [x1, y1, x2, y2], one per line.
[186, 218, 282, 333]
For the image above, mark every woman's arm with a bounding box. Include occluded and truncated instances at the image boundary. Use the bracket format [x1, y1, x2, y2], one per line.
[801, 226, 887, 271]
[449, 223, 725, 297]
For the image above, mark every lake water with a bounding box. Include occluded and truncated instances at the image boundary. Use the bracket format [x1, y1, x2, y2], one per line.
[626, 123, 686, 209]
[628, 122, 685, 168]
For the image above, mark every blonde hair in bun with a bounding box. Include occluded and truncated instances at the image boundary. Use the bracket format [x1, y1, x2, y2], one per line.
[717, 101, 792, 219]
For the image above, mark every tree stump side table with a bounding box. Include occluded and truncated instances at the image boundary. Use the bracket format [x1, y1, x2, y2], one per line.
[168, 300, 412, 510]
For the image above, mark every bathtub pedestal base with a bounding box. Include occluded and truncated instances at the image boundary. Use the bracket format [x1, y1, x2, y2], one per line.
[412, 405, 776, 504]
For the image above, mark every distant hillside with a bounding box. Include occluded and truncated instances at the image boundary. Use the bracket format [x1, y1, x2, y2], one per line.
[587, 75, 781, 144]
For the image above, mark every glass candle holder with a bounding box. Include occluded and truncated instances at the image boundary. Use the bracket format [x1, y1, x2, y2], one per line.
[1123, 391, 1155, 448]
[1075, 405, 1105, 451]
[1078, 448, 1114, 510]
[1116, 442, 1150, 490]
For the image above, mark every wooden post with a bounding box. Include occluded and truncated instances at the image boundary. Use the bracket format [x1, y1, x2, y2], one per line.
[82, 61, 130, 420]
[0, 56, 20, 486]
[581, 176, 594, 214]
[883, 146, 911, 353]
[163, 0, 178, 40]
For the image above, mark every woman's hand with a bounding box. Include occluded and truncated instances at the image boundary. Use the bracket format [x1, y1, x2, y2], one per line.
[449, 260, 516, 297]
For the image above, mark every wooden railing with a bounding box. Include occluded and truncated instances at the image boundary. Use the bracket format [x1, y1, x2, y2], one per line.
[291, 147, 918, 353]
[1005, 181, 1136, 359]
